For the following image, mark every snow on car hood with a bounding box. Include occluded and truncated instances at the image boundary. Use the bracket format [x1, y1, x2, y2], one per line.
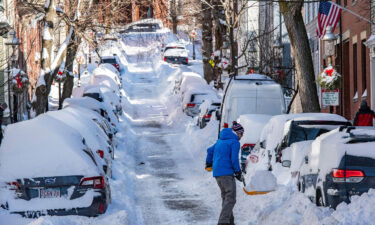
[0, 115, 101, 181]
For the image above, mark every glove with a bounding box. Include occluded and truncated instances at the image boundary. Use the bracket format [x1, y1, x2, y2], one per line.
[234, 172, 244, 182]
[241, 163, 247, 174]
[205, 163, 212, 172]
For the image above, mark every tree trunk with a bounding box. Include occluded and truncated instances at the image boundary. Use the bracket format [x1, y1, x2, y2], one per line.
[280, 1, 320, 112]
[34, 0, 56, 115]
[171, 0, 178, 34]
[201, 0, 214, 83]
[62, 30, 79, 103]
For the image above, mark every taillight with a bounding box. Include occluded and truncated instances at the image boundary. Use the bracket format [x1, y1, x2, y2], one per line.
[186, 58, 189, 63]
[80, 176, 105, 189]
[164, 57, 167, 61]
[98, 202, 106, 214]
[96, 150, 104, 158]
[7, 181, 20, 191]
[332, 169, 365, 183]
[7, 181, 22, 197]
[186, 103, 196, 108]
[203, 114, 212, 119]
[242, 143, 255, 149]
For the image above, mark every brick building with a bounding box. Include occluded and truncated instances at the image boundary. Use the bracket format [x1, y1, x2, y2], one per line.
[320, 0, 371, 120]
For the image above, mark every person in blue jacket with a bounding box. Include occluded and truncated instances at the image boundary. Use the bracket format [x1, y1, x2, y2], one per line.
[206, 121, 244, 225]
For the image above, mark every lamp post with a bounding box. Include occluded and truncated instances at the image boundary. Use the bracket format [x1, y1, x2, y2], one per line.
[322, 26, 338, 113]
[5, 30, 20, 123]
[322, 26, 337, 65]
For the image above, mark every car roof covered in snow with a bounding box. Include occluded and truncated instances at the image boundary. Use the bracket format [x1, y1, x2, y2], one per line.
[164, 48, 188, 57]
[63, 97, 104, 112]
[309, 127, 375, 176]
[0, 114, 101, 181]
[93, 64, 120, 78]
[260, 113, 348, 151]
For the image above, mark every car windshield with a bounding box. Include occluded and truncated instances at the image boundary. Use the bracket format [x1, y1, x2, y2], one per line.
[102, 58, 117, 64]
[288, 125, 328, 146]
[190, 94, 207, 103]
[286, 120, 351, 146]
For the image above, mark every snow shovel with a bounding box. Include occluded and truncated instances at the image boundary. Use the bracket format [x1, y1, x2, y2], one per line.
[242, 170, 276, 196]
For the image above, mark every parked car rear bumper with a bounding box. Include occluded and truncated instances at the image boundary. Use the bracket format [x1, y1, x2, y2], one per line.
[324, 179, 374, 208]
[10, 191, 108, 218]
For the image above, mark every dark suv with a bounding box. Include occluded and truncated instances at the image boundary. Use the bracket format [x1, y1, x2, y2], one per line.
[298, 127, 375, 208]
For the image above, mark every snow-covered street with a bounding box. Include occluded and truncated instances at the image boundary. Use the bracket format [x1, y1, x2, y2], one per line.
[1, 31, 375, 225]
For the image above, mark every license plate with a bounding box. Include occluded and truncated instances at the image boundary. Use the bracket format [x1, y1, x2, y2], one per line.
[40, 188, 60, 198]
[174, 58, 177, 61]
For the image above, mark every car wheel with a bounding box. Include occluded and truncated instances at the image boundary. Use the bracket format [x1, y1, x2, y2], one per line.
[316, 190, 325, 207]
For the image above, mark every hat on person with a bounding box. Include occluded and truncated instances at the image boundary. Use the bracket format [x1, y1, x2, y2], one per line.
[232, 121, 244, 135]
[361, 100, 368, 108]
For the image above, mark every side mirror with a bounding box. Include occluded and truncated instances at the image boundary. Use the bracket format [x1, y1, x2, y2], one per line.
[304, 156, 309, 164]
[282, 160, 291, 168]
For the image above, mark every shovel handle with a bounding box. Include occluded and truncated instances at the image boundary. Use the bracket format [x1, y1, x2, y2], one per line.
[242, 178, 246, 187]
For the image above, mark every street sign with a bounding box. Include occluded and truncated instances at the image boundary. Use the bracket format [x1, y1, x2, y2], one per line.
[322, 89, 339, 106]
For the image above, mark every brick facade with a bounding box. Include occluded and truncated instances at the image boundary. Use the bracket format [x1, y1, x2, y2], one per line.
[321, 0, 371, 120]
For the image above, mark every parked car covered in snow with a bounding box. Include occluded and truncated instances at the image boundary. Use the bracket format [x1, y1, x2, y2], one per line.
[92, 64, 121, 87]
[197, 99, 221, 129]
[174, 72, 206, 95]
[163, 47, 189, 65]
[253, 113, 350, 179]
[63, 97, 119, 131]
[162, 43, 186, 53]
[122, 19, 163, 33]
[298, 127, 375, 208]
[182, 89, 212, 117]
[100, 55, 120, 71]
[218, 74, 286, 130]
[46, 108, 114, 177]
[0, 115, 111, 217]
[83, 85, 122, 115]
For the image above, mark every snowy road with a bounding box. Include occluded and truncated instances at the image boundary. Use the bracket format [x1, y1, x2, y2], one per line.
[120, 47, 216, 225]
[2, 34, 374, 225]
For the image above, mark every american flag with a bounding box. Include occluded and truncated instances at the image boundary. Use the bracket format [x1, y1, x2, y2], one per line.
[316, 1, 342, 39]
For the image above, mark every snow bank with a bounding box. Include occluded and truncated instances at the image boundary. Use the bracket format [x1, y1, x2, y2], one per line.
[245, 170, 277, 192]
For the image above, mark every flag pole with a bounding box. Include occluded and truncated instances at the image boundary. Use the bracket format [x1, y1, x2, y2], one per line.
[331, 1, 375, 25]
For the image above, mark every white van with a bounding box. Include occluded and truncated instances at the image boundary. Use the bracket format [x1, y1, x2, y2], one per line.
[219, 74, 286, 129]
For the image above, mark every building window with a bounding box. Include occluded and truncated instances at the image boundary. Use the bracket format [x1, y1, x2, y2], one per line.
[361, 40, 367, 92]
[353, 43, 357, 99]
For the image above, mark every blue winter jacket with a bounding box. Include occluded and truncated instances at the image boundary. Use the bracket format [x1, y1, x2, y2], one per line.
[206, 128, 241, 177]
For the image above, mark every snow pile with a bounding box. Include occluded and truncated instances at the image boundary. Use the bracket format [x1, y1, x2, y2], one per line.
[245, 170, 277, 192]
[181, 118, 219, 159]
